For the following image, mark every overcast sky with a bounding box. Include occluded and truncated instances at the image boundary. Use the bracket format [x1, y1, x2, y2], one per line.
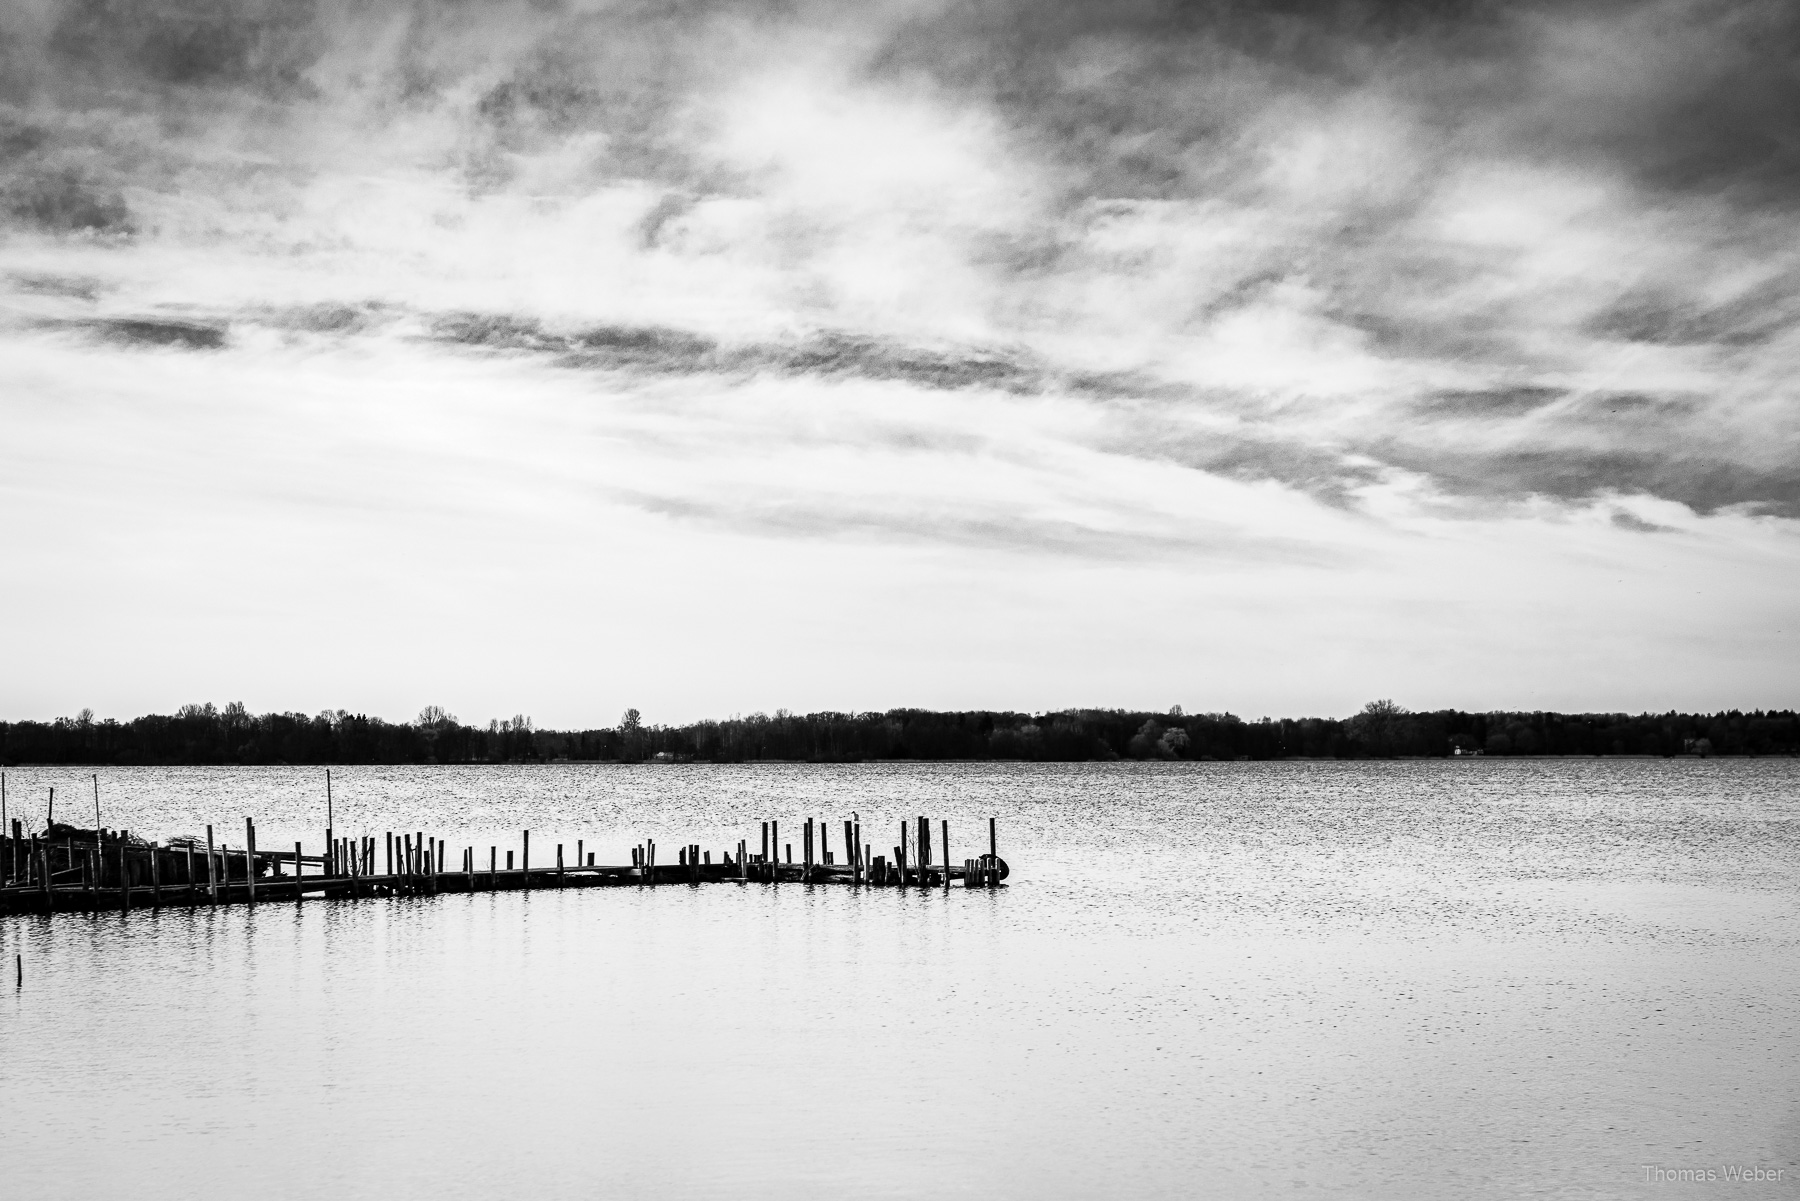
[1, 0, 1796, 727]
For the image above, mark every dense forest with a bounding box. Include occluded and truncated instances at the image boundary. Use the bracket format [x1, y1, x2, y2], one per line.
[1, 701, 1795, 765]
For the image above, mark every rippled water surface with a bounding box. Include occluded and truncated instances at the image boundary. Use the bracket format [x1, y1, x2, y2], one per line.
[3, 760, 1796, 1200]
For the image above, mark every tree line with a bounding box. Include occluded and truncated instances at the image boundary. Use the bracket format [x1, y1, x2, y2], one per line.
[1, 700, 1794, 765]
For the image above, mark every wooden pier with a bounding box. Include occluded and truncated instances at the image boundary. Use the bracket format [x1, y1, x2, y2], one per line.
[0, 814, 1009, 914]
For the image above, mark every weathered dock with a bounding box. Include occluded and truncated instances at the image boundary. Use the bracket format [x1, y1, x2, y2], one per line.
[0, 813, 1008, 914]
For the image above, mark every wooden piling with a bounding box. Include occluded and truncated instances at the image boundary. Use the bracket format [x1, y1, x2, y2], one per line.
[942, 820, 950, 892]
[151, 843, 161, 906]
[206, 824, 217, 905]
[523, 831, 530, 890]
[246, 818, 257, 905]
[557, 844, 565, 888]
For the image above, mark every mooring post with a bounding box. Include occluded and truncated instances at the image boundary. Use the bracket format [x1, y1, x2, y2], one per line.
[150, 843, 161, 906]
[942, 820, 950, 892]
[557, 844, 564, 888]
[205, 825, 217, 904]
[245, 818, 257, 905]
[523, 831, 530, 890]
[325, 768, 333, 877]
[490, 846, 497, 889]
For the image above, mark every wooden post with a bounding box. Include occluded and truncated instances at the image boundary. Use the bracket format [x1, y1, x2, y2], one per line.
[150, 843, 161, 906]
[557, 844, 565, 887]
[523, 830, 530, 890]
[185, 842, 195, 902]
[293, 842, 302, 900]
[942, 820, 950, 892]
[490, 846, 497, 889]
[325, 769, 333, 876]
[118, 838, 129, 911]
[246, 818, 257, 905]
[385, 832, 392, 878]
[205, 824, 217, 904]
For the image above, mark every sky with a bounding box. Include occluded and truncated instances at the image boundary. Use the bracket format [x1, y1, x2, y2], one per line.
[1, 0, 1796, 728]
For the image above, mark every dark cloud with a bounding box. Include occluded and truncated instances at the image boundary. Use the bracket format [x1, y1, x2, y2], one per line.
[76, 317, 228, 350]
[1610, 509, 1678, 533]
[46, 0, 324, 94]
[1103, 420, 1384, 508]
[1585, 280, 1800, 348]
[429, 312, 1045, 391]
[5, 169, 133, 234]
[263, 302, 391, 335]
[1369, 442, 1800, 518]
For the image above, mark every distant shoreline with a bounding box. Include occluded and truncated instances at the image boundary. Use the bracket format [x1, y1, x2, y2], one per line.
[3, 703, 1794, 766]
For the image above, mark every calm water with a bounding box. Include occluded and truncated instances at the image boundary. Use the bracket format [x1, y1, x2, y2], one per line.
[2, 760, 1796, 1200]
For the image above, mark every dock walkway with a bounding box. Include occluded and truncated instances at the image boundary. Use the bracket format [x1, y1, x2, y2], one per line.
[0, 815, 1008, 914]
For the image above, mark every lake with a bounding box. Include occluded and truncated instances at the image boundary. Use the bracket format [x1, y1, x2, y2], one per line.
[2, 760, 1795, 1199]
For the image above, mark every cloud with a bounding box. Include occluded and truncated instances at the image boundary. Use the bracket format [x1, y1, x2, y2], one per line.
[1, 0, 1798, 538]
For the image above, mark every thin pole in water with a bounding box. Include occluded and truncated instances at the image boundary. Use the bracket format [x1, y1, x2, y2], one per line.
[92, 774, 101, 834]
[47, 785, 54, 828]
